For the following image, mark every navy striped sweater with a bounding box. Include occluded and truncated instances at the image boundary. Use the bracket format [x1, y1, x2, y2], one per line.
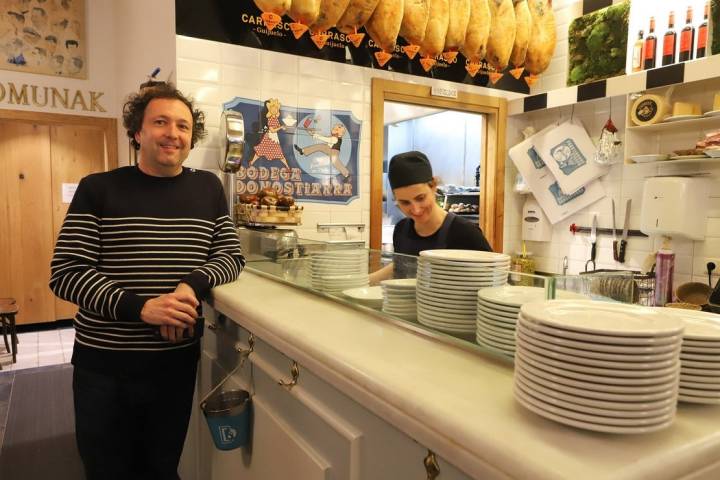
[49, 166, 244, 377]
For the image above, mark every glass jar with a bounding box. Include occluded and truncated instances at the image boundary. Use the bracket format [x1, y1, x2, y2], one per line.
[511, 253, 536, 286]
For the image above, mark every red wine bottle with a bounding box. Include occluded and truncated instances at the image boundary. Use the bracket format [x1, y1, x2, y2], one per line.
[679, 6, 695, 62]
[697, 2, 709, 58]
[644, 17, 657, 69]
[662, 11, 677, 66]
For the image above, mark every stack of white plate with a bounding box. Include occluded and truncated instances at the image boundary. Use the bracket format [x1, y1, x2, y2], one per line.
[515, 300, 684, 434]
[661, 308, 720, 404]
[475, 286, 586, 356]
[380, 278, 417, 320]
[416, 250, 510, 335]
[342, 286, 383, 309]
[310, 250, 368, 294]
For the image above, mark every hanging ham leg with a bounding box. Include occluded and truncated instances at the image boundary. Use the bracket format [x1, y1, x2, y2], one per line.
[525, 0, 556, 75]
[510, 0, 531, 69]
[419, 0, 449, 59]
[365, 0, 404, 52]
[337, 0, 381, 33]
[460, 0, 491, 63]
[289, 0, 321, 26]
[399, 0, 429, 59]
[486, 0, 516, 71]
[254, 0, 291, 30]
[310, 0, 352, 32]
[443, 0, 471, 60]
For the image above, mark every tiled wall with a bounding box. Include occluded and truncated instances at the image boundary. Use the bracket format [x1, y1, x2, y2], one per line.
[503, 98, 720, 289]
[176, 35, 521, 242]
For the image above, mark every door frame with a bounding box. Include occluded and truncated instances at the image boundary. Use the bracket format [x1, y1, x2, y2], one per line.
[370, 79, 507, 251]
[0, 109, 118, 171]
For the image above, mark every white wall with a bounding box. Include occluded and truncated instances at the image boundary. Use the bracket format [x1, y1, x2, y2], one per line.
[176, 35, 522, 243]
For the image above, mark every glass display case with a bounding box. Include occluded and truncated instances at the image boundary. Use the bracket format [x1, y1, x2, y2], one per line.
[237, 228, 662, 361]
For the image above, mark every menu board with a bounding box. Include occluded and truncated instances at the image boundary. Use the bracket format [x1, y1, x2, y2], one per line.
[175, 0, 530, 95]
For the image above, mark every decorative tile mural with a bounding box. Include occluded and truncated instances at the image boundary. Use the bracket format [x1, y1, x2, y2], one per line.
[224, 96, 361, 205]
[0, 0, 87, 78]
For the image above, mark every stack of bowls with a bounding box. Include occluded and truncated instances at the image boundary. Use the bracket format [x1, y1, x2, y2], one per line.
[342, 286, 383, 309]
[310, 250, 368, 294]
[515, 300, 684, 434]
[415, 250, 510, 335]
[380, 278, 417, 320]
[661, 308, 720, 404]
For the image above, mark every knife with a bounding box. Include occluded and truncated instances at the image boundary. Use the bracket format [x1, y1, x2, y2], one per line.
[589, 215, 598, 264]
[611, 199, 618, 261]
[618, 199, 631, 263]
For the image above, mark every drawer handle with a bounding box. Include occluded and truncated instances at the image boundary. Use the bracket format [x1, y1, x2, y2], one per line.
[424, 450, 440, 480]
[278, 361, 300, 390]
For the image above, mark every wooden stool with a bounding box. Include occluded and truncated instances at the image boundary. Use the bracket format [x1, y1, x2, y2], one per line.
[0, 299, 18, 364]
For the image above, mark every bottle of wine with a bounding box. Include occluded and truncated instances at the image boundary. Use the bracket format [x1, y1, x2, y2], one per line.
[644, 17, 657, 69]
[697, 2, 709, 58]
[632, 30, 645, 72]
[662, 11, 677, 66]
[679, 6, 695, 62]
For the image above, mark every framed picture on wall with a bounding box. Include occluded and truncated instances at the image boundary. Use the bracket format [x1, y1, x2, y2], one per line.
[0, 0, 87, 79]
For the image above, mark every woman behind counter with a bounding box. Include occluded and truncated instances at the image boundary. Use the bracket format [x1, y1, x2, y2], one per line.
[371, 151, 493, 283]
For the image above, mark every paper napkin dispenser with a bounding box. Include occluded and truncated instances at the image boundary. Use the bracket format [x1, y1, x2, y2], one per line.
[522, 196, 552, 242]
[640, 177, 708, 240]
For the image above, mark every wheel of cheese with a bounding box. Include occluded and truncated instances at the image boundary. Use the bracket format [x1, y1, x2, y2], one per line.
[399, 0, 430, 46]
[630, 94, 670, 126]
[460, 0, 491, 62]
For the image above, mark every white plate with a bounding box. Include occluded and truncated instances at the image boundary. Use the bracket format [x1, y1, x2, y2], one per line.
[518, 333, 679, 371]
[342, 286, 383, 301]
[516, 356, 678, 397]
[681, 366, 720, 376]
[669, 154, 709, 160]
[520, 301, 684, 338]
[477, 321, 516, 338]
[516, 327, 680, 363]
[478, 286, 585, 307]
[477, 299, 521, 314]
[514, 385, 676, 434]
[383, 298, 416, 306]
[704, 148, 720, 158]
[417, 301, 476, 316]
[476, 329, 517, 347]
[518, 343, 680, 378]
[681, 373, 720, 384]
[661, 308, 720, 341]
[380, 278, 417, 288]
[519, 316, 683, 346]
[515, 374, 676, 418]
[417, 289, 478, 304]
[631, 154, 670, 163]
[680, 359, 720, 369]
[518, 364, 678, 406]
[679, 380, 720, 389]
[476, 337, 515, 355]
[516, 321, 681, 354]
[682, 344, 720, 353]
[682, 338, 720, 348]
[678, 394, 720, 404]
[663, 114, 703, 122]
[417, 319, 475, 334]
[681, 351, 720, 362]
[703, 110, 720, 117]
[477, 305, 519, 321]
[416, 274, 506, 286]
[479, 315, 518, 331]
[419, 249, 511, 262]
[678, 388, 720, 398]
[516, 349, 680, 386]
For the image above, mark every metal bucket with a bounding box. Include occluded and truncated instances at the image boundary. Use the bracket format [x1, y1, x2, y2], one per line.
[201, 389, 251, 451]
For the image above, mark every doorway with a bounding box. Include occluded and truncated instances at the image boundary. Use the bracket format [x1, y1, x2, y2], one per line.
[0, 110, 118, 325]
[382, 102, 485, 245]
[370, 79, 508, 251]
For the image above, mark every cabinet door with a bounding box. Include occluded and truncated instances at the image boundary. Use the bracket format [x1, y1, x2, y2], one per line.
[0, 121, 55, 325]
[49, 125, 107, 320]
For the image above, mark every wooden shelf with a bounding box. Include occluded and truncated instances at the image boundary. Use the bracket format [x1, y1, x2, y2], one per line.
[627, 115, 720, 132]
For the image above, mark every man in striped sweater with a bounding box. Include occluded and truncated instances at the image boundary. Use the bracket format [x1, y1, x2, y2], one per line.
[49, 82, 244, 480]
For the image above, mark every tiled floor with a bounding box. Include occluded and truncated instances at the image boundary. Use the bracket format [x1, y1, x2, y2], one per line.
[0, 327, 74, 371]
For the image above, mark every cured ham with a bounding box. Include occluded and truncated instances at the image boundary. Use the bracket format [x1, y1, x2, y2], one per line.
[419, 0, 450, 58]
[444, 0, 471, 53]
[365, 0, 405, 52]
[288, 0, 321, 25]
[399, 0, 429, 46]
[525, 0, 556, 75]
[310, 0, 352, 32]
[486, 0, 516, 70]
[337, 0, 381, 34]
[460, 0, 491, 62]
[253, 0, 291, 30]
[510, 0, 531, 68]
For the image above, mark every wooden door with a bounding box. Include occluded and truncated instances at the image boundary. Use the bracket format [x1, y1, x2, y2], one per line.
[50, 125, 108, 320]
[0, 121, 56, 325]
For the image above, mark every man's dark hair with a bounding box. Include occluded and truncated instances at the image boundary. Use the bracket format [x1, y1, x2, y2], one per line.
[123, 82, 207, 150]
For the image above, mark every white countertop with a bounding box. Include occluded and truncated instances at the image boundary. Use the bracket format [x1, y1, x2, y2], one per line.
[211, 271, 720, 480]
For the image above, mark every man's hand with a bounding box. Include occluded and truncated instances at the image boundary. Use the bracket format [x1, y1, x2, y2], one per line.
[141, 286, 198, 342]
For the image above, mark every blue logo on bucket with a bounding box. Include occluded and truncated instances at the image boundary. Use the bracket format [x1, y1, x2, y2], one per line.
[219, 426, 237, 444]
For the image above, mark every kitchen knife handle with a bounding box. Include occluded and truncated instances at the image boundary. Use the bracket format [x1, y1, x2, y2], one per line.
[591, 242, 597, 262]
[618, 239, 627, 263]
[612, 241, 619, 261]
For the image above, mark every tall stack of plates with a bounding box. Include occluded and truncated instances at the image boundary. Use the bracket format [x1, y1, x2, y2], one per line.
[310, 250, 369, 294]
[661, 308, 720, 404]
[475, 286, 586, 356]
[380, 278, 417, 320]
[515, 300, 684, 434]
[416, 250, 510, 335]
